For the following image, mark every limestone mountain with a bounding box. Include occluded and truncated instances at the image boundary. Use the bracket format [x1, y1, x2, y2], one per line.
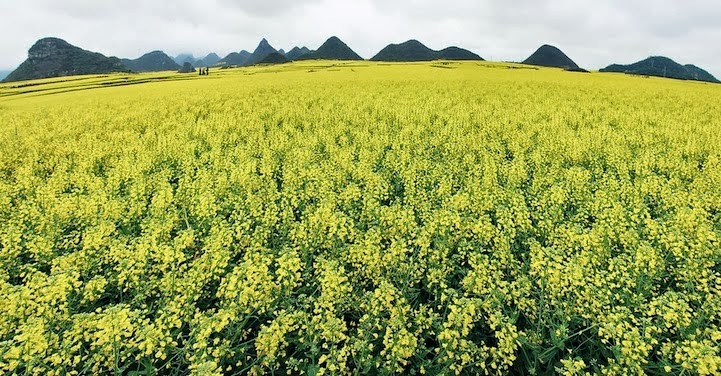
[178, 62, 196, 73]
[296, 36, 363, 61]
[600, 56, 720, 83]
[121, 51, 179, 72]
[217, 50, 251, 67]
[371, 40, 482, 61]
[173, 54, 196, 66]
[683, 64, 720, 83]
[3, 37, 128, 82]
[371, 40, 436, 61]
[436, 47, 483, 60]
[522, 45, 580, 70]
[244, 39, 279, 66]
[257, 52, 289, 65]
[195, 53, 221, 67]
[285, 47, 311, 61]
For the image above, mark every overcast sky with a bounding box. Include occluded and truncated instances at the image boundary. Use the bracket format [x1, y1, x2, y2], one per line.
[1, 0, 720, 77]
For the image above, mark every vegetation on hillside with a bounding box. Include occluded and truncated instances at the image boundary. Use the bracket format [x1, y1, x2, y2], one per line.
[122, 51, 180, 73]
[296, 37, 363, 61]
[3, 38, 128, 82]
[601, 57, 720, 83]
[216, 51, 251, 67]
[257, 52, 289, 65]
[244, 39, 280, 66]
[371, 40, 482, 61]
[522, 45, 581, 70]
[195, 53, 221, 67]
[285, 47, 311, 61]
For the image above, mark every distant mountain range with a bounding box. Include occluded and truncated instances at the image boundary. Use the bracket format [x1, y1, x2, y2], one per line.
[124, 51, 224, 72]
[215, 39, 315, 66]
[217, 51, 251, 67]
[3, 36, 719, 84]
[600, 56, 720, 83]
[172, 53, 221, 67]
[0, 70, 10, 81]
[370, 40, 483, 61]
[122, 51, 179, 72]
[522, 44, 586, 71]
[258, 52, 289, 65]
[196, 53, 221, 67]
[245, 38, 280, 66]
[173, 54, 196, 66]
[215, 39, 283, 67]
[285, 47, 311, 61]
[297, 36, 363, 61]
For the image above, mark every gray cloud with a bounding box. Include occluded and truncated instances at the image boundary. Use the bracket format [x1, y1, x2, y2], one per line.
[1, 0, 719, 78]
[215, 0, 323, 17]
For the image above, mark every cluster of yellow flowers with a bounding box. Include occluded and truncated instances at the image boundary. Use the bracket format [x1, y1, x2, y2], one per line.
[1, 61, 720, 374]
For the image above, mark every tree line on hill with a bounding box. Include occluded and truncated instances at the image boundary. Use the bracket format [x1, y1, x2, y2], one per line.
[2, 36, 719, 84]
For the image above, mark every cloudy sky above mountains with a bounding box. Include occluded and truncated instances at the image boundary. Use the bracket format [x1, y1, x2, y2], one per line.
[2, 0, 720, 76]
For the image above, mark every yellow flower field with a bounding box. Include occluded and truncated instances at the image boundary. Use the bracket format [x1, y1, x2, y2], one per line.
[0, 61, 720, 375]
